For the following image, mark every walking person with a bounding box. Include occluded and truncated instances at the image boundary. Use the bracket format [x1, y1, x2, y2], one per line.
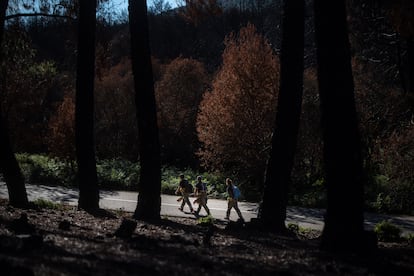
[194, 176, 210, 216]
[225, 178, 244, 222]
[175, 174, 194, 213]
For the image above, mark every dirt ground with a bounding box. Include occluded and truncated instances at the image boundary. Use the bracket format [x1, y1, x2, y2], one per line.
[0, 198, 413, 275]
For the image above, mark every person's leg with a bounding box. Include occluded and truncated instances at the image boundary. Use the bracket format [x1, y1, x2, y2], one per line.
[203, 202, 210, 215]
[179, 196, 185, 211]
[225, 199, 233, 219]
[184, 195, 194, 212]
[199, 196, 209, 215]
[234, 201, 244, 221]
[196, 202, 202, 214]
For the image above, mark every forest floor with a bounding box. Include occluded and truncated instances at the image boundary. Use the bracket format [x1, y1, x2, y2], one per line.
[0, 198, 413, 276]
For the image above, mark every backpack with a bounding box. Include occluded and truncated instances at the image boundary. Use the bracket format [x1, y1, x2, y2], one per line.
[185, 181, 194, 193]
[233, 185, 241, 200]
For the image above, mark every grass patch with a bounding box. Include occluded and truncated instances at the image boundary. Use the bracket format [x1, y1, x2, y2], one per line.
[32, 198, 64, 210]
[197, 215, 215, 226]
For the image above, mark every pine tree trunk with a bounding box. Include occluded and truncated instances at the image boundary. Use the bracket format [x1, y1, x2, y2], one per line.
[75, 0, 99, 211]
[259, 0, 305, 231]
[0, 0, 29, 208]
[314, 0, 367, 251]
[129, 0, 161, 220]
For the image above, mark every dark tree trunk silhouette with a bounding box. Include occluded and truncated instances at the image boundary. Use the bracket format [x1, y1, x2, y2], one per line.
[314, 0, 366, 251]
[407, 39, 414, 96]
[258, 0, 305, 231]
[0, 0, 28, 208]
[75, 0, 99, 211]
[129, 0, 162, 220]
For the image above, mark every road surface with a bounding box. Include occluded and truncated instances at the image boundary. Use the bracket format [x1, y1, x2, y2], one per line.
[1, 182, 413, 236]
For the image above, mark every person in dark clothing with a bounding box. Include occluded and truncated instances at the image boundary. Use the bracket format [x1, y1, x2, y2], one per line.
[225, 178, 244, 221]
[194, 176, 210, 216]
[175, 174, 194, 213]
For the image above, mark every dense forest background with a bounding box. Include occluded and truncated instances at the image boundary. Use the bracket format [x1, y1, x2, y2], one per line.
[1, 0, 413, 214]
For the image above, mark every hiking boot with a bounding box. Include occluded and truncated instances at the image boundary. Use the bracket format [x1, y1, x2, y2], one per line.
[178, 207, 183, 212]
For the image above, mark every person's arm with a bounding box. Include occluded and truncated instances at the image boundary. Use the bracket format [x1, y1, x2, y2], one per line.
[227, 185, 234, 199]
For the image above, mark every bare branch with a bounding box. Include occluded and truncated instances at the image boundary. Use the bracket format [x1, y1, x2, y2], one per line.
[5, 13, 75, 21]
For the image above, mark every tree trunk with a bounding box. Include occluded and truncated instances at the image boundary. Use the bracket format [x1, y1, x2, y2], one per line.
[258, 0, 305, 231]
[129, 0, 162, 220]
[407, 38, 414, 96]
[0, 0, 28, 208]
[75, 0, 99, 211]
[314, 0, 367, 251]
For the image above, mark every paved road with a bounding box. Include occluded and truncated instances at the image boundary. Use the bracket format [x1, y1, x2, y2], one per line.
[1, 182, 413, 236]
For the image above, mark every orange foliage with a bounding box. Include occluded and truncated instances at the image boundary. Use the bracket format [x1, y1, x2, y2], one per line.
[197, 24, 279, 178]
[94, 58, 138, 159]
[155, 57, 208, 164]
[47, 95, 76, 160]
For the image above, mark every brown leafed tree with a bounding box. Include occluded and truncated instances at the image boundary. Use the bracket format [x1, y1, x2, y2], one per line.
[197, 24, 279, 193]
[259, 0, 305, 231]
[0, 0, 28, 207]
[48, 95, 76, 161]
[155, 57, 208, 165]
[94, 58, 138, 160]
[129, 0, 162, 220]
[75, 0, 100, 211]
[314, 0, 370, 251]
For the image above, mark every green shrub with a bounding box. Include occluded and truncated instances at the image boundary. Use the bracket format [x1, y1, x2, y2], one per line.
[96, 158, 140, 190]
[160, 166, 227, 198]
[372, 192, 392, 213]
[287, 223, 299, 233]
[15, 154, 228, 198]
[32, 198, 63, 210]
[374, 220, 401, 242]
[17, 153, 76, 186]
[407, 233, 414, 244]
[197, 215, 215, 226]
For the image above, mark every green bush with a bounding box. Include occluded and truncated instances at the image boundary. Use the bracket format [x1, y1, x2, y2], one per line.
[96, 158, 140, 190]
[374, 220, 402, 242]
[287, 223, 299, 233]
[32, 198, 64, 210]
[369, 180, 414, 215]
[15, 154, 228, 198]
[17, 153, 76, 186]
[160, 166, 227, 198]
[197, 215, 215, 226]
[407, 233, 414, 244]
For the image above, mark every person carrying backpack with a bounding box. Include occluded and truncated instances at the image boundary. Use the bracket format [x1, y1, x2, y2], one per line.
[175, 174, 194, 213]
[194, 176, 210, 216]
[224, 178, 244, 222]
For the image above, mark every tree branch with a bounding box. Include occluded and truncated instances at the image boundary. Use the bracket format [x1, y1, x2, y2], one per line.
[5, 13, 75, 21]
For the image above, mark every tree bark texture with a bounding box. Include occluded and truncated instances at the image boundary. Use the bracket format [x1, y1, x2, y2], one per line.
[75, 0, 100, 211]
[259, 0, 305, 231]
[129, 0, 162, 220]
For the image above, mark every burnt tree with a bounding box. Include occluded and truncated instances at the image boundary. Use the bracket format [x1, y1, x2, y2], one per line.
[129, 0, 162, 220]
[75, 0, 100, 211]
[0, 0, 28, 207]
[259, 0, 305, 231]
[314, 0, 368, 251]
